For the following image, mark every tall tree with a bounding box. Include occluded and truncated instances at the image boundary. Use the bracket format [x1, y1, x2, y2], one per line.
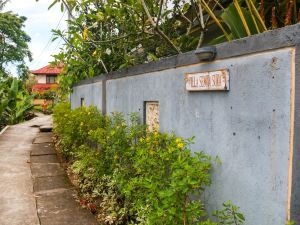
[0, 0, 32, 78]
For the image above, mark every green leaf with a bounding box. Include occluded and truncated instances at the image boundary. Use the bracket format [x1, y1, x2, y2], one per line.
[221, 3, 260, 39]
[60, 2, 64, 12]
[48, 0, 59, 10]
[237, 213, 245, 221]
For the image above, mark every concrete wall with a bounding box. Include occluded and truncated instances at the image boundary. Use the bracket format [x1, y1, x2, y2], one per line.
[71, 24, 300, 224]
[106, 48, 293, 225]
[71, 82, 102, 110]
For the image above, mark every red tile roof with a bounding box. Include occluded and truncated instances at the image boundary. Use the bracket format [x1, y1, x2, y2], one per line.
[31, 64, 63, 75]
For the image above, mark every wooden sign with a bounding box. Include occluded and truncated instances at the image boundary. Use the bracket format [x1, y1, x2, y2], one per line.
[185, 69, 229, 91]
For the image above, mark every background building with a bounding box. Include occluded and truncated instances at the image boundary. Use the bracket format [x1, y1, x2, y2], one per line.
[31, 64, 63, 93]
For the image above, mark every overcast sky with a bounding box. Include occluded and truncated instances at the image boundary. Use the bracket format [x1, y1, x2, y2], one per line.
[4, 0, 67, 75]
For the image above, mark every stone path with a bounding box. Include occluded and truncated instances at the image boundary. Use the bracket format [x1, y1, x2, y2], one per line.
[0, 115, 97, 225]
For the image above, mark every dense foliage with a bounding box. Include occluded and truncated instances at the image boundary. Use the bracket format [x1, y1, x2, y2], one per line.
[45, 0, 300, 94]
[0, 1, 33, 130]
[53, 103, 245, 225]
[0, 78, 34, 130]
[0, 0, 32, 78]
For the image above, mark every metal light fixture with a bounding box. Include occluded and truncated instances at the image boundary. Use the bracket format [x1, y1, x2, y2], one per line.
[194, 46, 217, 61]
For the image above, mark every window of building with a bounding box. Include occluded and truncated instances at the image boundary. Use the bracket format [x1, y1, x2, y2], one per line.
[46, 75, 57, 84]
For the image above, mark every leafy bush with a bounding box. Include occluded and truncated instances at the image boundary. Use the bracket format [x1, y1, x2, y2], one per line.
[34, 89, 57, 100]
[53, 103, 245, 225]
[0, 78, 34, 130]
[53, 102, 105, 157]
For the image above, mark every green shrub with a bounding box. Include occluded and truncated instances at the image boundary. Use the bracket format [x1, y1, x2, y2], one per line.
[53, 102, 105, 157]
[53, 103, 245, 225]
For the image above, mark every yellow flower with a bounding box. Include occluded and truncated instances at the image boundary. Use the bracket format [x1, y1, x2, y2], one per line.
[178, 143, 184, 148]
[175, 138, 181, 143]
[175, 138, 184, 148]
[80, 122, 84, 126]
[92, 50, 97, 56]
[83, 27, 88, 40]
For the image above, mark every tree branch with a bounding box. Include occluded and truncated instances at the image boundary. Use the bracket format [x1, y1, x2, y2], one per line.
[156, 0, 164, 27]
[61, 0, 76, 20]
[140, 0, 181, 53]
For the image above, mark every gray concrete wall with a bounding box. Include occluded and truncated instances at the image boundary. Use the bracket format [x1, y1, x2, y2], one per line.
[71, 82, 102, 111]
[106, 48, 294, 225]
[71, 24, 300, 224]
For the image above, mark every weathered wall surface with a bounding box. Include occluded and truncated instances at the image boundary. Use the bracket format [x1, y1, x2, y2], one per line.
[106, 48, 294, 225]
[71, 82, 102, 110]
[71, 24, 300, 224]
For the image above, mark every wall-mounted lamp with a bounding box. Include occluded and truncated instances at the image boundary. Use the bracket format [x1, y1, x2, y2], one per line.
[194, 46, 217, 62]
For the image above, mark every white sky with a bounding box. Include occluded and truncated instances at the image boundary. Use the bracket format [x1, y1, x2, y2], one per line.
[3, 0, 67, 75]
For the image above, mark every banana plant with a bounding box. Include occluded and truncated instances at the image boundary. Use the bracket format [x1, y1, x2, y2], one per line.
[0, 78, 33, 127]
[200, 0, 267, 44]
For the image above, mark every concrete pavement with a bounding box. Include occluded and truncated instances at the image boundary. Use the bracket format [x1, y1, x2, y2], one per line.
[0, 115, 97, 225]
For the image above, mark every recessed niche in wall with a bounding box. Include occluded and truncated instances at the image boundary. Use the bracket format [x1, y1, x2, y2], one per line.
[80, 98, 85, 107]
[144, 101, 159, 131]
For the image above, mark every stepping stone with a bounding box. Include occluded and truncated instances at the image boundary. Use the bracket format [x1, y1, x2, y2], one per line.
[36, 132, 54, 138]
[33, 175, 73, 193]
[31, 163, 65, 178]
[31, 143, 55, 156]
[30, 155, 58, 163]
[33, 135, 53, 144]
[36, 189, 98, 225]
[40, 126, 52, 132]
[31, 149, 56, 156]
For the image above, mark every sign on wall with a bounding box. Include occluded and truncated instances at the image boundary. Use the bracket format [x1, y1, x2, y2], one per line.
[185, 69, 229, 91]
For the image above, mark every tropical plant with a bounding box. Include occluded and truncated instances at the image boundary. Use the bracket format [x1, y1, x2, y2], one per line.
[0, 78, 33, 129]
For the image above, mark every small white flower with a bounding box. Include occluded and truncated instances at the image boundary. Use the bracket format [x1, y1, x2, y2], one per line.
[92, 22, 98, 28]
[105, 48, 112, 55]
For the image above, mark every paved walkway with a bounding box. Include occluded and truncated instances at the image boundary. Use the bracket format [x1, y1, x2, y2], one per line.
[0, 115, 97, 225]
